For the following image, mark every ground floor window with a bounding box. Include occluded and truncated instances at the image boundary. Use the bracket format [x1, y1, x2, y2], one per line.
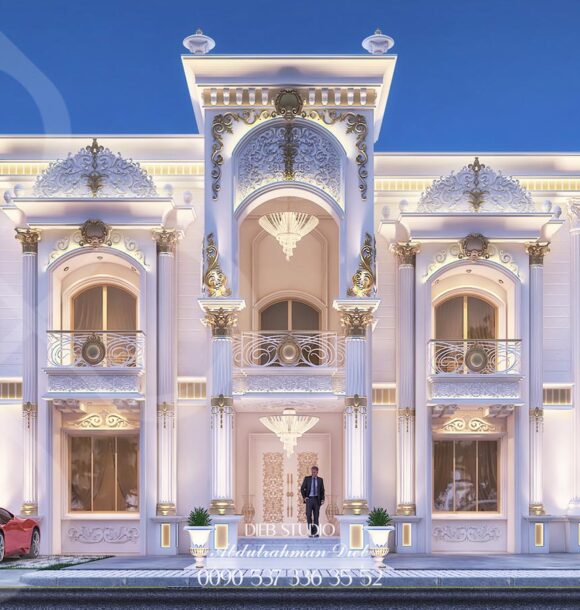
[69, 434, 139, 512]
[433, 439, 498, 512]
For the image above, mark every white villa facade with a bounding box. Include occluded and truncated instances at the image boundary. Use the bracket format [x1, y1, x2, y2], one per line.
[1, 32, 580, 558]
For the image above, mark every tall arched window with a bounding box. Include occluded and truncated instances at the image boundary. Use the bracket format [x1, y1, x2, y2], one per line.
[260, 299, 320, 331]
[435, 295, 496, 340]
[72, 284, 137, 331]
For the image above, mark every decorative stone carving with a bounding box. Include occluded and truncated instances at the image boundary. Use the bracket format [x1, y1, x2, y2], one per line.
[417, 158, 535, 213]
[33, 139, 157, 198]
[48, 228, 148, 268]
[432, 404, 458, 418]
[525, 242, 550, 265]
[15, 228, 41, 253]
[339, 308, 374, 336]
[71, 411, 132, 430]
[432, 525, 501, 543]
[345, 395, 368, 429]
[157, 402, 176, 429]
[203, 307, 238, 337]
[273, 89, 304, 118]
[234, 374, 341, 394]
[152, 227, 179, 254]
[431, 380, 520, 399]
[22, 402, 37, 429]
[437, 416, 496, 433]
[391, 241, 420, 266]
[347, 233, 376, 297]
[78, 219, 112, 248]
[485, 404, 515, 418]
[47, 373, 142, 394]
[262, 452, 284, 523]
[67, 526, 140, 544]
[236, 122, 342, 205]
[203, 233, 231, 297]
[425, 242, 519, 279]
[210, 395, 233, 429]
[458, 233, 490, 260]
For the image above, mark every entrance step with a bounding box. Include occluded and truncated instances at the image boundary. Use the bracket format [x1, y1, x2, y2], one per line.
[237, 537, 341, 552]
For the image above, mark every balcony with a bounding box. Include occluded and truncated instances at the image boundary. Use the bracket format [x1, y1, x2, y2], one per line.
[428, 339, 522, 403]
[232, 331, 345, 395]
[45, 331, 145, 396]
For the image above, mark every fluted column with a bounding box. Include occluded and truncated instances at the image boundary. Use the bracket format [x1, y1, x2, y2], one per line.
[337, 305, 375, 515]
[15, 228, 41, 516]
[203, 306, 240, 515]
[567, 201, 580, 515]
[392, 242, 420, 516]
[526, 241, 550, 515]
[153, 228, 179, 516]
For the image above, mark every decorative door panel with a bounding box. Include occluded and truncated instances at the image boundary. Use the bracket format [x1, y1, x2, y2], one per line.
[249, 433, 330, 535]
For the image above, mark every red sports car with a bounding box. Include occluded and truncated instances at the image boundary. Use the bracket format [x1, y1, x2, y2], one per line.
[0, 507, 40, 562]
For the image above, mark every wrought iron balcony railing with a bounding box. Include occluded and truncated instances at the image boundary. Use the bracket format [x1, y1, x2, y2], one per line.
[233, 331, 344, 369]
[429, 339, 521, 375]
[47, 331, 145, 368]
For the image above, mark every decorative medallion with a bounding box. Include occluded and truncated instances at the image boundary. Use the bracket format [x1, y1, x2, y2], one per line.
[273, 89, 304, 119]
[391, 241, 420, 266]
[277, 336, 302, 366]
[525, 242, 550, 266]
[339, 308, 374, 336]
[203, 307, 238, 336]
[15, 228, 41, 253]
[417, 158, 535, 213]
[33, 138, 157, 198]
[203, 233, 231, 297]
[347, 232, 376, 297]
[79, 219, 112, 248]
[464, 345, 489, 373]
[458, 233, 490, 260]
[80, 334, 106, 366]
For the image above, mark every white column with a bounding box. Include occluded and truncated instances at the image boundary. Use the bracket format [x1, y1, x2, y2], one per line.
[15, 228, 41, 516]
[336, 304, 376, 515]
[526, 242, 549, 515]
[202, 305, 241, 515]
[567, 201, 580, 515]
[153, 228, 178, 516]
[392, 242, 419, 516]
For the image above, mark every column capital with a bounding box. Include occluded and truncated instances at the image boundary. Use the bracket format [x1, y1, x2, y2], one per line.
[391, 241, 420, 266]
[525, 242, 550, 266]
[567, 198, 580, 230]
[203, 307, 239, 336]
[152, 227, 181, 254]
[338, 307, 374, 337]
[15, 228, 41, 253]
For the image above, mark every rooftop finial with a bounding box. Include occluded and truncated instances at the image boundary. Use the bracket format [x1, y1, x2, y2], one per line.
[183, 29, 216, 55]
[362, 28, 395, 55]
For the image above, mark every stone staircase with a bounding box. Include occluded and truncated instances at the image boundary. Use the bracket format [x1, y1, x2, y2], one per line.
[237, 537, 341, 553]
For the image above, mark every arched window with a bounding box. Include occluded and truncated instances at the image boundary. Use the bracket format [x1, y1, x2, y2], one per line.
[260, 299, 320, 331]
[435, 295, 496, 340]
[72, 284, 137, 331]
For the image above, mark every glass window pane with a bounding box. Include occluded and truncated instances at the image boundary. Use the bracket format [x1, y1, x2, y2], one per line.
[70, 437, 92, 511]
[92, 437, 116, 511]
[106, 287, 137, 331]
[291, 301, 320, 331]
[454, 440, 477, 511]
[116, 436, 139, 511]
[260, 301, 289, 331]
[433, 441, 455, 511]
[73, 286, 103, 330]
[477, 441, 499, 511]
[435, 297, 464, 340]
[467, 297, 496, 339]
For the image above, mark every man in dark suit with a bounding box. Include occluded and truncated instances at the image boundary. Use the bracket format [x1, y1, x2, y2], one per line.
[300, 465, 325, 537]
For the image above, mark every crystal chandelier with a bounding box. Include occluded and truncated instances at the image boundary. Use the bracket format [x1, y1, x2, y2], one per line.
[259, 408, 319, 457]
[258, 212, 319, 261]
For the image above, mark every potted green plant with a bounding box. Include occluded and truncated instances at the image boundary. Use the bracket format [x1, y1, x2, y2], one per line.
[184, 507, 213, 568]
[366, 507, 394, 568]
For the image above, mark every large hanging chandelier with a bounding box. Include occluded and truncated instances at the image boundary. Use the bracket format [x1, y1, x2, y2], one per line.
[258, 212, 318, 261]
[259, 408, 319, 457]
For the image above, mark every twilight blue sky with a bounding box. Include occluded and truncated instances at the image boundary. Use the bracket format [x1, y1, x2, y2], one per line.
[0, 0, 578, 151]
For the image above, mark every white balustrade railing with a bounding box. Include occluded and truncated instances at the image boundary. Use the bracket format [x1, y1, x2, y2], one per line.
[429, 339, 521, 375]
[47, 331, 145, 368]
[233, 331, 344, 368]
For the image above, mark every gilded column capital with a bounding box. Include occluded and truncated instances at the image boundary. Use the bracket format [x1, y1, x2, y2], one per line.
[203, 307, 238, 336]
[391, 241, 420, 266]
[15, 228, 41, 253]
[339, 307, 374, 336]
[153, 227, 180, 254]
[525, 242, 550, 266]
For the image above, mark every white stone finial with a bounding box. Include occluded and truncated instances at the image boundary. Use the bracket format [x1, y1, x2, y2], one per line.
[362, 28, 395, 55]
[183, 28, 216, 55]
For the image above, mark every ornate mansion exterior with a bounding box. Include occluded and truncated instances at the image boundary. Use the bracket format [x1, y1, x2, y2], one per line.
[1, 31, 580, 557]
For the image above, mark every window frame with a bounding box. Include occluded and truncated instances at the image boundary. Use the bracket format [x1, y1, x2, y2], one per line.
[71, 283, 138, 332]
[434, 294, 499, 340]
[259, 298, 321, 331]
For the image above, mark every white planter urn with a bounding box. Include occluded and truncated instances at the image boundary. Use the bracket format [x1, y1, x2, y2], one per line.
[184, 526, 213, 568]
[366, 525, 395, 568]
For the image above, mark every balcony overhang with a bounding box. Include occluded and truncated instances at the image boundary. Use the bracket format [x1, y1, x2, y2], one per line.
[379, 212, 564, 243]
